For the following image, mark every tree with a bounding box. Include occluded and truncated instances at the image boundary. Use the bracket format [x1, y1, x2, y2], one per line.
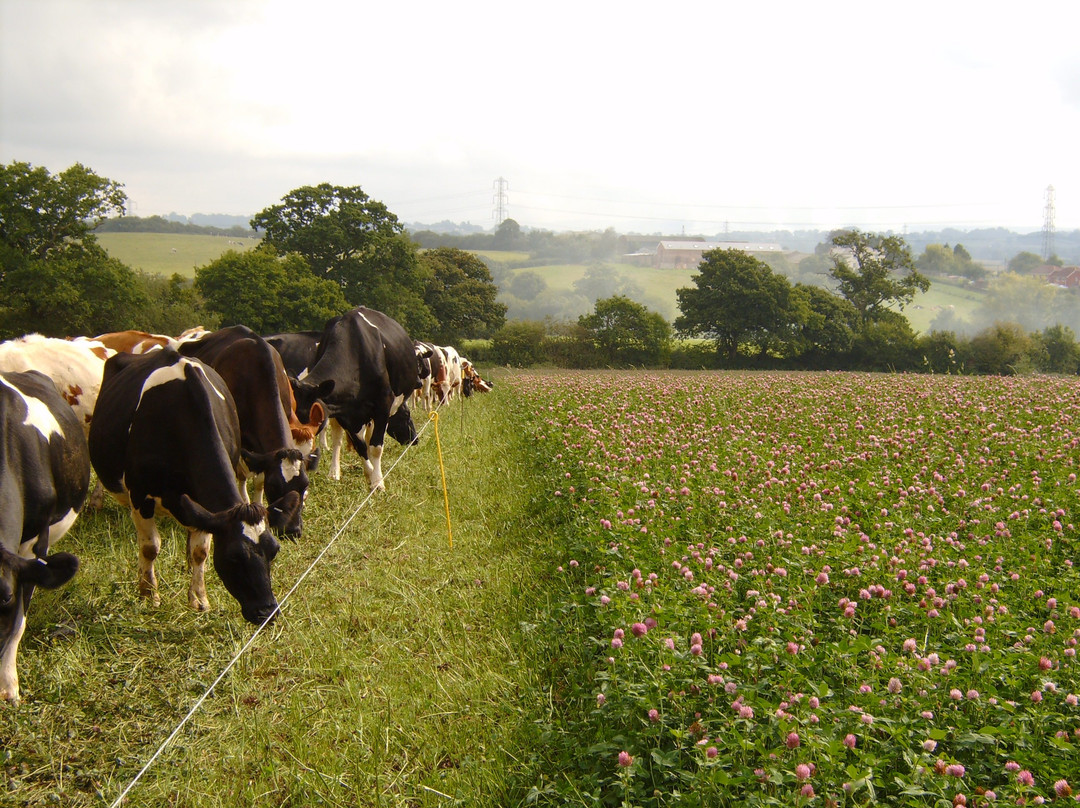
[828, 230, 929, 325]
[573, 263, 643, 303]
[195, 248, 348, 334]
[1034, 324, 1080, 374]
[418, 247, 506, 343]
[492, 218, 523, 251]
[788, 283, 858, 362]
[0, 161, 143, 337]
[251, 183, 434, 332]
[917, 243, 986, 281]
[0, 243, 147, 338]
[0, 161, 126, 260]
[674, 249, 794, 360]
[509, 270, 547, 300]
[578, 295, 671, 366]
[1008, 251, 1045, 274]
[490, 320, 546, 366]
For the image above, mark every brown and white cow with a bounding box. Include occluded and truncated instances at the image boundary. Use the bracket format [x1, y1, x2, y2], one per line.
[92, 326, 208, 356]
[180, 326, 323, 538]
[0, 334, 112, 438]
[89, 348, 298, 624]
[0, 369, 90, 702]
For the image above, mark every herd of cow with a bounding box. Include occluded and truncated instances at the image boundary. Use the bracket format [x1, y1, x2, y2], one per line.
[0, 306, 491, 702]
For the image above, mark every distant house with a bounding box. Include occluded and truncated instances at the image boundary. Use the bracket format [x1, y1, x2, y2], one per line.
[1047, 266, 1080, 288]
[651, 240, 785, 270]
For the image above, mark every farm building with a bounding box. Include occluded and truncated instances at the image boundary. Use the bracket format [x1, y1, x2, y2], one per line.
[648, 240, 785, 269]
[1047, 265, 1080, 288]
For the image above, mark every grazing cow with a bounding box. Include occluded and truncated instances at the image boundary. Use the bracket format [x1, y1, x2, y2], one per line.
[441, 344, 464, 402]
[414, 341, 449, 409]
[88, 349, 299, 624]
[179, 326, 323, 538]
[460, 358, 493, 396]
[0, 334, 112, 438]
[291, 308, 428, 490]
[0, 370, 90, 702]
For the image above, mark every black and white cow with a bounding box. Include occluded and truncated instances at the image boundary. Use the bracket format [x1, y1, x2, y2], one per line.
[88, 348, 299, 624]
[290, 308, 429, 491]
[0, 370, 90, 702]
[180, 326, 322, 539]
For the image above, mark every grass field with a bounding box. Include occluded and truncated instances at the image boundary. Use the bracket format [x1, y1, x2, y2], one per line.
[2, 384, 565, 807]
[95, 233, 259, 278]
[7, 370, 1080, 806]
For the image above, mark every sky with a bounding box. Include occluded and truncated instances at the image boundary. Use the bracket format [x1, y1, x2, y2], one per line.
[2, 0, 1079, 235]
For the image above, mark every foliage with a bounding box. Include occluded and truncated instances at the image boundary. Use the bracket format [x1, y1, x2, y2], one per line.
[578, 295, 672, 366]
[493, 217, 525, 250]
[418, 247, 507, 343]
[574, 263, 644, 304]
[0, 160, 126, 260]
[135, 272, 220, 336]
[916, 243, 987, 280]
[94, 214, 256, 237]
[251, 183, 435, 333]
[1034, 324, 1080, 375]
[968, 321, 1037, 375]
[674, 249, 795, 360]
[195, 247, 348, 333]
[828, 229, 930, 324]
[0, 242, 147, 338]
[788, 283, 859, 363]
[490, 320, 548, 366]
[1008, 251, 1046, 274]
[509, 269, 548, 300]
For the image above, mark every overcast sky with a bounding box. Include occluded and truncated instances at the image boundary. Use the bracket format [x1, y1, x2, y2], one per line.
[3, 0, 1078, 234]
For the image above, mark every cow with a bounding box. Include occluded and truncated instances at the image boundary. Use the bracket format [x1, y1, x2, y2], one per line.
[264, 331, 323, 383]
[88, 348, 299, 624]
[441, 344, 464, 402]
[179, 326, 323, 538]
[0, 334, 113, 438]
[460, 358, 493, 396]
[290, 308, 429, 491]
[92, 327, 208, 356]
[414, 341, 448, 410]
[0, 369, 90, 702]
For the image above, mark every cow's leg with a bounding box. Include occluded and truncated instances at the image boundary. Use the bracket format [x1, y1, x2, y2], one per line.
[328, 419, 346, 481]
[186, 529, 212, 612]
[0, 593, 28, 703]
[366, 418, 389, 492]
[131, 508, 161, 606]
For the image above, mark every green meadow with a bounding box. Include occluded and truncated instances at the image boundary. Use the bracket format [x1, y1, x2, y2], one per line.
[95, 233, 259, 278]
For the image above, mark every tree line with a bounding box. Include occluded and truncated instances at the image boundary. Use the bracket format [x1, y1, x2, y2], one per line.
[0, 162, 506, 344]
[3, 159, 1077, 376]
[478, 233, 1080, 375]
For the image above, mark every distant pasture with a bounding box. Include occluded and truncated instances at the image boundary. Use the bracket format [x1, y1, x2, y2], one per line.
[95, 233, 259, 278]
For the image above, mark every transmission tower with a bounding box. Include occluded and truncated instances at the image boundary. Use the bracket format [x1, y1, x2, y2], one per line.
[492, 177, 509, 226]
[1043, 184, 1056, 260]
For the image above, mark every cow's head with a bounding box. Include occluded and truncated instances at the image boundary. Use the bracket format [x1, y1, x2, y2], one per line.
[387, 401, 419, 446]
[0, 548, 80, 702]
[0, 549, 79, 613]
[174, 495, 298, 625]
[290, 378, 334, 425]
[242, 448, 310, 539]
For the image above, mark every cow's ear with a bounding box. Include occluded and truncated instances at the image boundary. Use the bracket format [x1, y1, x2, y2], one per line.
[16, 551, 80, 589]
[415, 344, 434, 359]
[241, 448, 275, 474]
[267, 491, 301, 533]
[315, 380, 334, 399]
[174, 494, 225, 534]
[308, 400, 326, 432]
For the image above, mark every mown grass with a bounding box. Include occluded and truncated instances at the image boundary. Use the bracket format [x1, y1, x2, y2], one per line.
[95, 233, 258, 278]
[0, 379, 568, 807]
